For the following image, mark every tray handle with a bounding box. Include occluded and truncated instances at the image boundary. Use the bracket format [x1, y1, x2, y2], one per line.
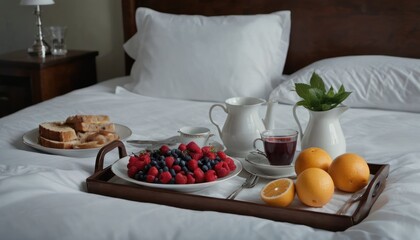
[94, 140, 128, 173]
[353, 163, 390, 222]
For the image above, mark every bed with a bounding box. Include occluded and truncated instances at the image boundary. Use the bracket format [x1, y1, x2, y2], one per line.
[1, 0, 420, 239]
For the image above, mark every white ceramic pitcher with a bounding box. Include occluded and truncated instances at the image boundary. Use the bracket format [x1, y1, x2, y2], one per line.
[293, 104, 348, 159]
[209, 97, 275, 157]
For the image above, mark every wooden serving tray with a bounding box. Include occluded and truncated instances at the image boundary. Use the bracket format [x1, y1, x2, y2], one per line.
[86, 140, 389, 231]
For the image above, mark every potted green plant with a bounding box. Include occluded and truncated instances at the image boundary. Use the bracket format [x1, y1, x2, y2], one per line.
[292, 72, 352, 159]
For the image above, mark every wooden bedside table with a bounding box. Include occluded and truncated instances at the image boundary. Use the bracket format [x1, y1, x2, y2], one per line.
[0, 50, 98, 117]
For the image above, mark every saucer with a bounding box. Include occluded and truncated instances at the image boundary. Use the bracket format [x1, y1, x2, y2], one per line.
[243, 153, 296, 179]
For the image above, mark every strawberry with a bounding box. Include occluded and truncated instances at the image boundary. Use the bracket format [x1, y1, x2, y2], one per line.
[205, 170, 218, 182]
[186, 142, 201, 153]
[187, 174, 196, 184]
[178, 143, 187, 152]
[127, 166, 138, 178]
[187, 159, 199, 171]
[148, 166, 159, 177]
[193, 168, 205, 183]
[165, 156, 175, 168]
[159, 145, 171, 155]
[173, 165, 182, 173]
[175, 173, 188, 184]
[159, 171, 172, 184]
[217, 151, 227, 160]
[146, 175, 155, 183]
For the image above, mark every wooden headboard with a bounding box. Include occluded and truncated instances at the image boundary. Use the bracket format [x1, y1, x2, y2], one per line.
[121, 0, 420, 75]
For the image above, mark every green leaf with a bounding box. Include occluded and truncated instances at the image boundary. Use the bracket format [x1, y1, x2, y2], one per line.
[294, 71, 352, 111]
[295, 83, 312, 99]
[310, 72, 326, 93]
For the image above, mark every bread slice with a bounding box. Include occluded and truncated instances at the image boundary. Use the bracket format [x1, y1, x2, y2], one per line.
[65, 115, 110, 124]
[69, 122, 116, 132]
[39, 122, 77, 142]
[38, 136, 79, 149]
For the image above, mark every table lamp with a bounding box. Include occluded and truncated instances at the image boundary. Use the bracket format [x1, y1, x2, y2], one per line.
[20, 0, 55, 57]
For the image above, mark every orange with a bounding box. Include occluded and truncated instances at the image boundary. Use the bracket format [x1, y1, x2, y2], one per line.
[294, 147, 333, 176]
[260, 178, 295, 207]
[295, 168, 334, 207]
[328, 153, 370, 193]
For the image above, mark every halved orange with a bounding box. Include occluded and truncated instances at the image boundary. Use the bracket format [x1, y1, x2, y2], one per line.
[260, 178, 295, 207]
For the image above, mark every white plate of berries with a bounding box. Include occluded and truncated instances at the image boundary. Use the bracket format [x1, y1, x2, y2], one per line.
[111, 142, 242, 193]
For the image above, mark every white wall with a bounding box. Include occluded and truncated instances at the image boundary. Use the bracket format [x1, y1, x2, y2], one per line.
[0, 0, 125, 81]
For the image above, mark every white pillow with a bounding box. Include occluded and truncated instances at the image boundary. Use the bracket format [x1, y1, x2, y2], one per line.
[124, 8, 291, 102]
[269, 56, 420, 112]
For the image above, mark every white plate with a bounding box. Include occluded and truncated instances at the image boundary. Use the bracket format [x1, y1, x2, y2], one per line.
[22, 123, 132, 158]
[111, 156, 242, 193]
[242, 152, 297, 179]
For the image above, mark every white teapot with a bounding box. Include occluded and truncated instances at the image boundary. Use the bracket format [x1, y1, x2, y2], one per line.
[209, 97, 275, 157]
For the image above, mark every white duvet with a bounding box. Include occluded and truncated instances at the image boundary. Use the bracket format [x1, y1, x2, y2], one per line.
[1, 77, 420, 240]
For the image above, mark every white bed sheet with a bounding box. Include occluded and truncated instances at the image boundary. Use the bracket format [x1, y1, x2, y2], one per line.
[1, 76, 420, 240]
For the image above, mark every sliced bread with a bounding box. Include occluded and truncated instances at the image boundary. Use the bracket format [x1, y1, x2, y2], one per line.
[65, 115, 110, 124]
[39, 136, 79, 149]
[69, 122, 116, 133]
[39, 122, 78, 142]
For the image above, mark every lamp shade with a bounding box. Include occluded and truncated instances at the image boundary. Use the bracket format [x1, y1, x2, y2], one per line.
[20, 0, 54, 5]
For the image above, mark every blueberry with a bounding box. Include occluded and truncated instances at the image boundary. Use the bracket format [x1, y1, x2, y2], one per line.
[159, 168, 163, 173]
[202, 165, 209, 172]
[180, 160, 186, 166]
[159, 155, 165, 161]
[169, 178, 175, 184]
[174, 158, 180, 165]
[163, 166, 169, 172]
[182, 166, 189, 173]
[203, 157, 210, 162]
[170, 168, 176, 177]
[151, 160, 157, 166]
[184, 155, 192, 161]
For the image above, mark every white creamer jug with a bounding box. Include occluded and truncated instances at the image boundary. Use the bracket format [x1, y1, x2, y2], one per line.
[209, 97, 275, 157]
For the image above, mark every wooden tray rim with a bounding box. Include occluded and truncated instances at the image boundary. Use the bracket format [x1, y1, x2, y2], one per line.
[86, 140, 389, 231]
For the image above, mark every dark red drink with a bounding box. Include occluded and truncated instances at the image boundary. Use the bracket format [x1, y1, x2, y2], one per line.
[263, 137, 297, 165]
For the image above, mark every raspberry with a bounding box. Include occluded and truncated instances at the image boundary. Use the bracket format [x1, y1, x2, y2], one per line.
[159, 171, 172, 184]
[175, 173, 188, 184]
[187, 159, 199, 171]
[146, 175, 155, 183]
[127, 166, 138, 178]
[186, 142, 201, 153]
[160, 145, 171, 155]
[217, 151, 227, 160]
[187, 174, 196, 184]
[216, 167, 229, 178]
[178, 144, 187, 151]
[190, 152, 203, 160]
[165, 156, 175, 168]
[201, 146, 214, 154]
[205, 170, 218, 182]
[128, 155, 139, 164]
[193, 168, 205, 183]
[223, 157, 236, 171]
[138, 154, 151, 164]
[205, 152, 216, 160]
[148, 166, 159, 177]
